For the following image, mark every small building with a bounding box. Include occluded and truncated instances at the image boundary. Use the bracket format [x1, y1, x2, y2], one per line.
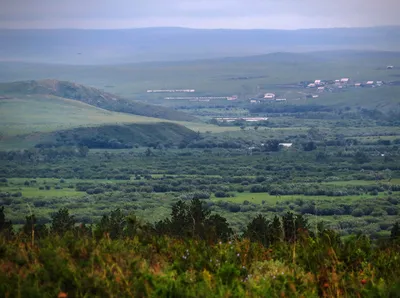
[312, 95, 319, 98]
[279, 143, 293, 148]
[250, 100, 258, 104]
[307, 83, 316, 88]
[243, 117, 268, 122]
[335, 79, 340, 83]
[366, 81, 374, 85]
[387, 65, 394, 69]
[275, 98, 287, 101]
[314, 79, 322, 85]
[376, 81, 383, 85]
[264, 93, 276, 99]
[317, 86, 325, 92]
[355, 83, 361, 87]
[340, 78, 350, 83]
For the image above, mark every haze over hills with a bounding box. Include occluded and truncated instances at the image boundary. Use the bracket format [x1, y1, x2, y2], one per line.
[1, 27, 400, 64]
[0, 80, 196, 122]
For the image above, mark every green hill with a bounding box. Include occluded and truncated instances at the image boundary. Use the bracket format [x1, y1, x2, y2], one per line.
[0, 94, 237, 149]
[34, 122, 197, 149]
[0, 80, 196, 122]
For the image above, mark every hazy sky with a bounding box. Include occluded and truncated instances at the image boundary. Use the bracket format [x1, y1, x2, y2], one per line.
[1, 0, 400, 29]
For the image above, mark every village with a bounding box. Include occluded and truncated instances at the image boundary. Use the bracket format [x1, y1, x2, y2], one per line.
[250, 75, 395, 103]
[146, 64, 397, 105]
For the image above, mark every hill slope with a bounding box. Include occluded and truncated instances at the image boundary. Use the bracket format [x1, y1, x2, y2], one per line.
[1, 27, 400, 64]
[0, 80, 196, 122]
[35, 122, 197, 149]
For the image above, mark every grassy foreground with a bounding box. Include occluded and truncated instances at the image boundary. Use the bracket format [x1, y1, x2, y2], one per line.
[1, 233, 400, 297]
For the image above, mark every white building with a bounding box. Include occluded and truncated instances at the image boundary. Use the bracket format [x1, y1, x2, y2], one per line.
[279, 143, 293, 148]
[264, 93, 276, 99]
[340, 78, 350, 83]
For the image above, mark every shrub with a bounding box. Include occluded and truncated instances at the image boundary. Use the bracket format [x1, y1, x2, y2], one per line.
[351, 208, 364, 217]
[214, 191, 229, 198]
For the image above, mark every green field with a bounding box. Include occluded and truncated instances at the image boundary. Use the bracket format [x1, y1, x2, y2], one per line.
[212, 191, 388, 205]
[0, 95, 239, 149]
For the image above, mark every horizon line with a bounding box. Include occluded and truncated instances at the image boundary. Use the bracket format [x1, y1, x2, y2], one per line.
[1, 25, 400, 31]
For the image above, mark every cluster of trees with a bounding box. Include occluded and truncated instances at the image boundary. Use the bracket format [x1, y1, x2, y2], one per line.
[2, 201, 400, 245]
[248, 104, 334, 114]
[0, 146, 89, 162]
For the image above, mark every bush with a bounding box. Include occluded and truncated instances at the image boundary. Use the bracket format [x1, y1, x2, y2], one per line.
[250, 184, 267, 193]
[351, 208, 364, 217]
[215, 191, 229, 198]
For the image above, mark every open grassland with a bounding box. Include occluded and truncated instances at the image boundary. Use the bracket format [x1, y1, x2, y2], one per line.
[0, 95, 238, 140]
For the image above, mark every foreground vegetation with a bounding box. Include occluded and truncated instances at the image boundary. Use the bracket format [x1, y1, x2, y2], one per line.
[1, 202, 400, 297]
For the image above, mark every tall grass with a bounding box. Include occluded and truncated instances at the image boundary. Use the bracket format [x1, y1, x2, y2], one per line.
[0, 232, 399, 297]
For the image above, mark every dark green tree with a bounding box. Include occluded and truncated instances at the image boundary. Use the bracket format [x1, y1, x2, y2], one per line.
[0, 206, 13, 237]
[391, 222, 400, 240]
[206, 214, 232, 242]
[282, 212, 296, 243]
[270, 215, 283, 244]
[51, 208, 76, 236]
[22, 214, 48, 240]
[244, 214, 271, 246]
[95, 208, 126, 239]
[188, 198, 211, 238]
[170, 200, 190, 237]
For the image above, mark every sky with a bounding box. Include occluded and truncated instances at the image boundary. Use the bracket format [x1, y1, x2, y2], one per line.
[1, 0, 400, 30]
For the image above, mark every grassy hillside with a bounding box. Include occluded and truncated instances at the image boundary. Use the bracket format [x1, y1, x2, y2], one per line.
[0, 95, 238, 149]
[0, 80, 196, 122]
[0, 95, 166, 135]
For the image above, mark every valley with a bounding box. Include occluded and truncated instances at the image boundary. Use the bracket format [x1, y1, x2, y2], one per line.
[1, 39, 400, 297]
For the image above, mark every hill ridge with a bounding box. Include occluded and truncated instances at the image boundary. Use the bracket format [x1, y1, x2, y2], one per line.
[0, 79, 196, 122]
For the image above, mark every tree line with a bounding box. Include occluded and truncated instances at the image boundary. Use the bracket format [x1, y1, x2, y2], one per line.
[1, 200, 399, 245]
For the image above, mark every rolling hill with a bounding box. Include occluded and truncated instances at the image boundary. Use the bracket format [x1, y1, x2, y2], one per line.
[34, 122, 198, 149]
[0, 80, 196, 122]
[0, 93, 238, 149]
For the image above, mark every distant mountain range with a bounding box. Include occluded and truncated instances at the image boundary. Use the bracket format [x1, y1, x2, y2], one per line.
[1, 27, 400, 64]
